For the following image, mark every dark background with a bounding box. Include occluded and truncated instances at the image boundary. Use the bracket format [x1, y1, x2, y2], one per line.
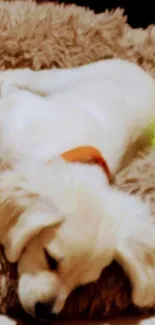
[38, 0, 155, 28]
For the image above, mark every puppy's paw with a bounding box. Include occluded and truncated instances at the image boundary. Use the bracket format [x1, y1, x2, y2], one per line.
[140, 317, 155, 325]
[0, 81, 18, 97]
[0, 315, 16, 325]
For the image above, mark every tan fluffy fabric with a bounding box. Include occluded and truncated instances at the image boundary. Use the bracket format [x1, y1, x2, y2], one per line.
[0, 0, 155, 323]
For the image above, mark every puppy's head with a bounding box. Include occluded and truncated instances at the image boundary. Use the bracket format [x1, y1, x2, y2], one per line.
[0, 157, 116, 320]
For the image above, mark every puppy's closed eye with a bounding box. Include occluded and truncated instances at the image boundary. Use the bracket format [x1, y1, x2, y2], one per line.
[44, 249, 59, 271]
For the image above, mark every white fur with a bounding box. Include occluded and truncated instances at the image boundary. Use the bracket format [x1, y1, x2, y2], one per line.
[0, 59, 155, 318]
[0, 316, 16, 325]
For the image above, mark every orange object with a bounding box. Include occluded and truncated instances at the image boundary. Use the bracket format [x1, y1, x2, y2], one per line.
[61, 146, 112, 183]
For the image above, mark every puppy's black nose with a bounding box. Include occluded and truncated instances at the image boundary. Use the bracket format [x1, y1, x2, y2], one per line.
[34, 301, 57, 321]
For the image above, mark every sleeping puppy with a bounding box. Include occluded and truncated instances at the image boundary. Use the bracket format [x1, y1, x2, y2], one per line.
[0, 59, 155, 320]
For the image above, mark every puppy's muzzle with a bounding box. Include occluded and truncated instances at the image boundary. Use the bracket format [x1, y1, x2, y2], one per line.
[34, 300, 57, 321]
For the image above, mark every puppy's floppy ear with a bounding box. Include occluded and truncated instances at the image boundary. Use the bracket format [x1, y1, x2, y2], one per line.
[4, 201, 63, 263]
[115, 205, 155, 308]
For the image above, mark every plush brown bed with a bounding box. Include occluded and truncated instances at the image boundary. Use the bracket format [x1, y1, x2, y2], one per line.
[0, 1, 155, 324]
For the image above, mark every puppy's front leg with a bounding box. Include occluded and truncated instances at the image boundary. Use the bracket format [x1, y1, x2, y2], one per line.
[113, 190, 155, 308]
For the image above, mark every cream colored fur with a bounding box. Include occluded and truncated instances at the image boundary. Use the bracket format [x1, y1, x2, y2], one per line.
[0, 316, 16, 325]
[0, 59, 155, 318]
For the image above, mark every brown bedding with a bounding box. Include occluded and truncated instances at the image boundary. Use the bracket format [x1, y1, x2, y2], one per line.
[0, 1, 155, 324]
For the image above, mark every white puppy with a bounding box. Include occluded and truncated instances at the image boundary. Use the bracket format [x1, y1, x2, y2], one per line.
[0, 59, 155, 320]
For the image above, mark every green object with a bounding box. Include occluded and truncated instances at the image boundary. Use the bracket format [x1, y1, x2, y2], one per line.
[145, 122, 155, 147]
[152, 133, 155, 147]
